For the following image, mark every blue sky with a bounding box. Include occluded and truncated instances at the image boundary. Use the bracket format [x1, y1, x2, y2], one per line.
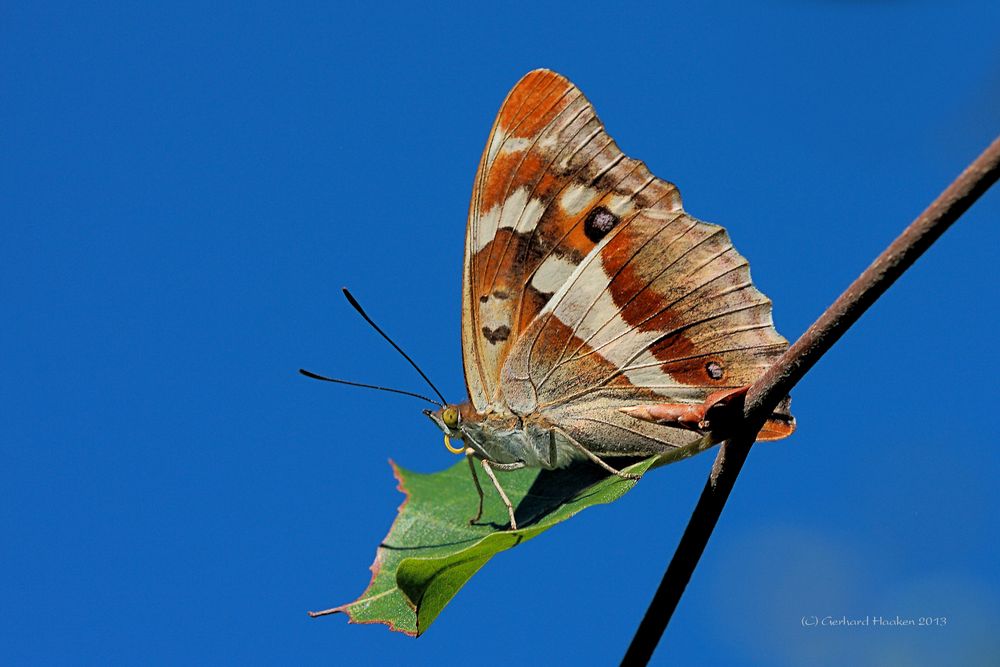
[3, 2, 999, 665]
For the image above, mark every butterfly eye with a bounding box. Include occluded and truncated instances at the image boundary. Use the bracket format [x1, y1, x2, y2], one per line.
[442, 407, 459, 429]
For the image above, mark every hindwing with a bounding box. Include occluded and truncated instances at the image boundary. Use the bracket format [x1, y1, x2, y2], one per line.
[500, 208, 792, 453]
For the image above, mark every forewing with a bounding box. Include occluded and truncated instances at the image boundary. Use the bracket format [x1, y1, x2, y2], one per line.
[462, 69, 682, 410]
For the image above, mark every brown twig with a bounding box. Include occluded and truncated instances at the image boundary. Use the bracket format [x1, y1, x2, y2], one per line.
[621, 134, 1000, 666]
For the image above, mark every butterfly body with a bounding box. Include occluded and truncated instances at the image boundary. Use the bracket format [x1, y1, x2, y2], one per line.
[421, 69, 793, 529]
[426, 404, 565, 468]
[427, 386, 741, 472]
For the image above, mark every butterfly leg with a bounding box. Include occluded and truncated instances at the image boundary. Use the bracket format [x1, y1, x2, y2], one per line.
[480, 459, 524, 530]
[548, 430, 558, 469]
[551, 427, 641, 480]
[465, 452, 485, 524]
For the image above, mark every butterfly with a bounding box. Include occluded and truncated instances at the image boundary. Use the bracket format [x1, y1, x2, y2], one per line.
[414, 69, 796, 529]
[311, 69, 795, 530]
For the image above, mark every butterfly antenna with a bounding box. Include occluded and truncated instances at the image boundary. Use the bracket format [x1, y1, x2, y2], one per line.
[341, 287, 449, 405]
[298, 369, 442, 407]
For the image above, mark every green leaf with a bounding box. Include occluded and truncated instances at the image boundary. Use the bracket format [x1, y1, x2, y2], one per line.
[315, 455, 659, 635]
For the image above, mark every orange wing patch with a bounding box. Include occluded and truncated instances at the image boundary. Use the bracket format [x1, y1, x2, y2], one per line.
[498, 70, 576, 141]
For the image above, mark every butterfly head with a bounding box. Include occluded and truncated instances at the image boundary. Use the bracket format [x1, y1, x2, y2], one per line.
[423, 404, 469, 454]
[423, 404, 463, 437]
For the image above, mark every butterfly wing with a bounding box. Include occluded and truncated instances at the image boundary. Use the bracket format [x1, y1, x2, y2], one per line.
[462, 69, 683, 411]
[500, 206, 794, 455]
